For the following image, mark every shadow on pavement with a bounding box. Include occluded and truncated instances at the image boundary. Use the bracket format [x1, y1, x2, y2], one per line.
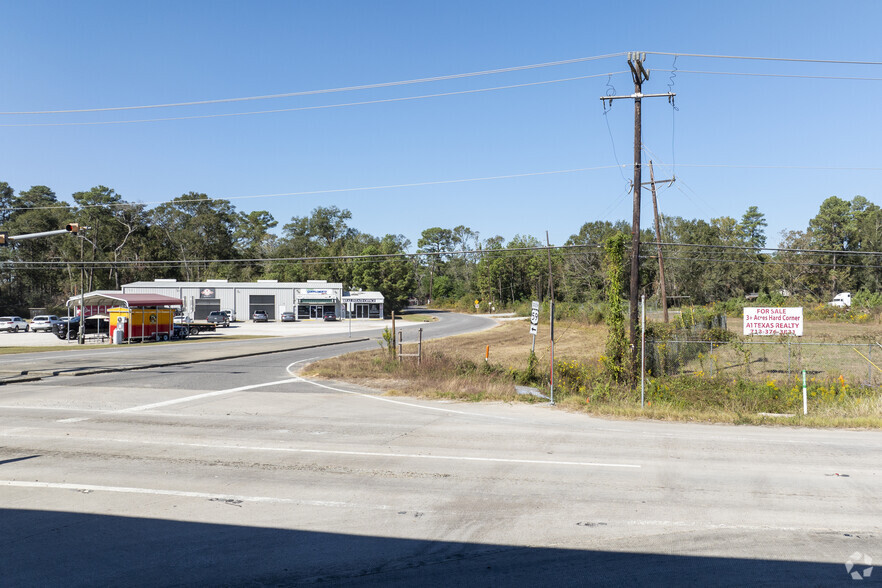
[2, 508, 857, 587]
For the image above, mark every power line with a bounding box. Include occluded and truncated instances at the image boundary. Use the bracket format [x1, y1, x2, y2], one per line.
[655, 69, 882, 83]
[0, 165, 625, 212]
[0, 72, 628, 128]
[652, 241, 882, 258]
[0, 53, 627, 115]
[645, 51, 882, 66]
[5, 50, 880, 117]
[0, 242, 605, 268]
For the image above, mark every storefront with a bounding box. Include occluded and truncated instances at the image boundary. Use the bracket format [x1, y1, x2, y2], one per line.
[295, 285, 340, 320]
[123, 279, 345, 322]
[342, 291, 384, 319]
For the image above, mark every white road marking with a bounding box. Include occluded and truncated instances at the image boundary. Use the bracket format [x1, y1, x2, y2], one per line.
[56, 417, 91, 423]
[117, 378, 299, 413]
[0, 480, 398, 510]
[286, 365, 516, 420]
[0, 432, 640, 469]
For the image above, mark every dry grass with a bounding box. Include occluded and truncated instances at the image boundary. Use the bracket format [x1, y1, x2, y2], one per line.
[304, 316, 882, 428]
[304, 319, 605, 401]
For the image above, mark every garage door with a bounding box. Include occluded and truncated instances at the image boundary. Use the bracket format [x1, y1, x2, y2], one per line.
[249, 295, 275, 320]
[194, 299, 220, 320]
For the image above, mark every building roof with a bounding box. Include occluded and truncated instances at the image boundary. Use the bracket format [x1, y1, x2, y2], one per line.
[123, 279, 343, 289]
[66, 291, 183, 308]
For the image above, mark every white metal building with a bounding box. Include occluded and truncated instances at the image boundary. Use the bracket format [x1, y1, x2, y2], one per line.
[342, 290, 384, 319]
[122, 279, 347, 321]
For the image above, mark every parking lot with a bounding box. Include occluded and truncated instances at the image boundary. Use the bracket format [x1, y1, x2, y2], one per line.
[0, 318, 400, 348]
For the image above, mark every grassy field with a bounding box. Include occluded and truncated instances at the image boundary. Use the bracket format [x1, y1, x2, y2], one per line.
[303, 314, 882, 428]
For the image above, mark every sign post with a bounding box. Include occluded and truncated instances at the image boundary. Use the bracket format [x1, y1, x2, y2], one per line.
[529, 301, 539, 352]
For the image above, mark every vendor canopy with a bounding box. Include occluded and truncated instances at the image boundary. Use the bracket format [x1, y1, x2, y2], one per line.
[66, 291, 183, 308]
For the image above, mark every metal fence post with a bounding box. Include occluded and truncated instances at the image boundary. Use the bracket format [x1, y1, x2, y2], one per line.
[788, 338, 792, 378]
[869, 343, 873, 386]
[710, 341, 714, 377]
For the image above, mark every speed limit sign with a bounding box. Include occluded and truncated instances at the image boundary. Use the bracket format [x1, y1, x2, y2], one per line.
[529, 300, 539, 335]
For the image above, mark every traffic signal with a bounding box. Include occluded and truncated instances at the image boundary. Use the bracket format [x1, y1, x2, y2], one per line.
[66, 223, 79, 234]
[0, 231, 7, 246]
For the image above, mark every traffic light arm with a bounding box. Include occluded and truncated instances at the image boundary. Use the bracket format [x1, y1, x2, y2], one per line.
[0, 225, 90, 244]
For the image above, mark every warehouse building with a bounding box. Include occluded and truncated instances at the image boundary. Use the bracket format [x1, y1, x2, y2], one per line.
[121, 279, 383, 320]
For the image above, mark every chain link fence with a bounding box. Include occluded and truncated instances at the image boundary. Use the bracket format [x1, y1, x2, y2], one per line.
[646, 339, 880, 386]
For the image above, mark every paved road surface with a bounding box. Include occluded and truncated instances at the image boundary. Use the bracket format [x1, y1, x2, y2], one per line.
[1, 312, 880, 586]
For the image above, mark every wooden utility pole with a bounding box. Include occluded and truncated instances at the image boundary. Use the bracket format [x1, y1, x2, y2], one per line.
[646, 160, 674, 323]
[600, 52, 675, 383]
[546, 231, 555, 405]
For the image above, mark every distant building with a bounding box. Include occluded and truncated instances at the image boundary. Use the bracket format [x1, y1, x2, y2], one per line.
[121, 279, 384, 320]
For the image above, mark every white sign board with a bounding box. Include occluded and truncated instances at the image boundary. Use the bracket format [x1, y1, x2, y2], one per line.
[743, 307, 803, 336]
[529, 301, 539, 335]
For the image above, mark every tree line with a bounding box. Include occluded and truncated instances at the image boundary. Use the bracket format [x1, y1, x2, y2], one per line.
[2, 180, 880, 316]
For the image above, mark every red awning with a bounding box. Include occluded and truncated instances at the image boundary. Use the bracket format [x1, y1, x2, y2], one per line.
[66, 291, 183, 308]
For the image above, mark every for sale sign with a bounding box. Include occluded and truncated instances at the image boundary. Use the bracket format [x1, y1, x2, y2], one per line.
[743, 307, 803, 336]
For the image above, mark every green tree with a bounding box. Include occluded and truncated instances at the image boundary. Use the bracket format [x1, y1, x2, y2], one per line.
[417, 227, 455, 303]
[150, 193, 239, 282]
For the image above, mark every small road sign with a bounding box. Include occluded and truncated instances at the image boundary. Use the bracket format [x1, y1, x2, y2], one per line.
[530, 300, 539, 335]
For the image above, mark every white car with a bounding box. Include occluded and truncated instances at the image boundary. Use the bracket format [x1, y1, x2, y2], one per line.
[30, 315, 63, 332]
[0, 316, 30, 332]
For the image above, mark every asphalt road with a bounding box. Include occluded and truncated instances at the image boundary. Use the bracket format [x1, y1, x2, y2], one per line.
[1, 312, 880, 586]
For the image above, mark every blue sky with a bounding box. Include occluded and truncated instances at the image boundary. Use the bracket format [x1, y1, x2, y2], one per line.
[1, 1, 879, 250]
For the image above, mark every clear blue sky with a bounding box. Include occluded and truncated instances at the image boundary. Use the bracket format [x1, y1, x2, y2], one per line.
[1, 1, 879, 250]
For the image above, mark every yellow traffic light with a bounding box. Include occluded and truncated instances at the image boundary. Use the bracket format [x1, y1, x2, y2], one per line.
[0, 231, 7, 246]
[66, 223, 79, 233]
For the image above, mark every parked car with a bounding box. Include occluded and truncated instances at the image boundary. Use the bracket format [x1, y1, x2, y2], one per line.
[0, 316, 29, 332]
[252, 310, 268, 322]
[30, 315, 63, 332]
[173, 313, 192, 325]
[53, 316, 110, 340]
[280, 311, 296, 322]
[206, 310, 230, 327]
[323, 311, 337, 322]
[221, 310, 236, 322]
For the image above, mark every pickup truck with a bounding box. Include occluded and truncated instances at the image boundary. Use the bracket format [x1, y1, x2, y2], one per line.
[53, 316, 110, 340]
[206, 310, 230, 327]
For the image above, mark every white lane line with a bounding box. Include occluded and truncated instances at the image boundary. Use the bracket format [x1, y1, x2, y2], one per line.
[117, 378, 299, 413]
[286, 363, 515, 420]
[0, 480, 397, 510]
[0, 432, 640, 469]
[56, 417, 91, 423]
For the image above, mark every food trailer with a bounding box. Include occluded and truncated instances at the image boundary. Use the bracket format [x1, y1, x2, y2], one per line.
[109, 307, 175, 342]
[66, 291, 183, 344]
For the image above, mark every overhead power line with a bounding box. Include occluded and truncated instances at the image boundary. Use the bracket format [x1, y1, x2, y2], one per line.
[645, 51, 882, 66]
[0, 165, 625, 211]
[655, 69, 882, 83]
[0, 72, 628, 128]
[3, 159, 881, 213]
[0, 53, 627, 115]
[652, 241, 882, 258]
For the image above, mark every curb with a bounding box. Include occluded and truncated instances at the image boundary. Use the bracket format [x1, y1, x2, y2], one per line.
[0, 337, 371, 385]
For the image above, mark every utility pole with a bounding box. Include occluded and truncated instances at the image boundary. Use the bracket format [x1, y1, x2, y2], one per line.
[644, 160, 675, 323]
[600, 52, 675, 383]
[546, 231, 555, 406]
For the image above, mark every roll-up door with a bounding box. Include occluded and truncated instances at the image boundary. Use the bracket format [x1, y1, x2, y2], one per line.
[194, 299, 220, 320]
[249, 295, 276, 320]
